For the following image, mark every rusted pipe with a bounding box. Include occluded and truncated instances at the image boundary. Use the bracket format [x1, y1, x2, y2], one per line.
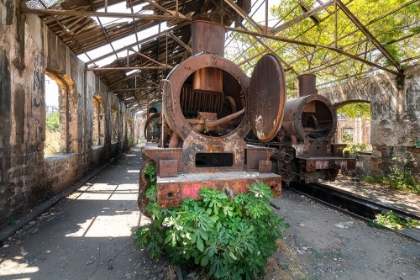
[204, 108, 245, 130]
[169, 132, 179, 148]
[225, 96, 237, 113]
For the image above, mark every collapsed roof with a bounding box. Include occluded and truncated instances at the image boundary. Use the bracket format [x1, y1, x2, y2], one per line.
[22, 0, 420, 112]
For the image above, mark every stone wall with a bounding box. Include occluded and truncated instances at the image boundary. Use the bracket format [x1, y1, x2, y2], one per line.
[0, 2, 135, 229]
[319, 66, 420, 182]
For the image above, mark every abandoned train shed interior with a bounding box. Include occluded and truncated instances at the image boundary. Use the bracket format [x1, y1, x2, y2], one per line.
[1, 0, 420, 232]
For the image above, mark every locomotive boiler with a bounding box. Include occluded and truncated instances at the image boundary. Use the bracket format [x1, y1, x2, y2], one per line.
[271, 74, 356, 184]
[138, 19, 286, 213]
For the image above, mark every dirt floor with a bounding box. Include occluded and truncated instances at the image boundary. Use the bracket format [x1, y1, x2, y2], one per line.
[0, 146, 419, 280]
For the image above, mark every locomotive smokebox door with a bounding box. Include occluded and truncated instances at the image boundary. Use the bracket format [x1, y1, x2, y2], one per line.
[248, 53, 286, 142]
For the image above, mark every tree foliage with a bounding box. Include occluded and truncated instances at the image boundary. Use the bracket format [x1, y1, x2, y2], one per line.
[337, 102, 370, 120]
[227, 0, 420, 88]
[46, 112, 60, 132]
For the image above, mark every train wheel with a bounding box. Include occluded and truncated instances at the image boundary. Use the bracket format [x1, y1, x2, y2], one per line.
[138, 159, 154, 218]
[279, 160, 299, 186]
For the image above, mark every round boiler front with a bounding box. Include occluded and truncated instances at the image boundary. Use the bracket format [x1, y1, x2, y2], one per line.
[163, 54, 251, 140]
[282, 94, 337, 141]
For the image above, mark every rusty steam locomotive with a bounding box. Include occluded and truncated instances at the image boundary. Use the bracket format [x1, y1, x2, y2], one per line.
[255, 74, 356, 185]
[139, 20, 354, 212]
[138, 20, 286, 212]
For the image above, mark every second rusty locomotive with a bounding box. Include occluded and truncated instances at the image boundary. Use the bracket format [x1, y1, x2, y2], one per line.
[262, 74, 356, 185]
[138, 19, 287, 213]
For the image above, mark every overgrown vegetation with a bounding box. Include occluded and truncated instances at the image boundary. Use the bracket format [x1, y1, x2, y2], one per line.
[361, 167, 420, 195]
[372, 210, 420, 230]
[45, 112, 61, 156]
[343, 143, 368, 155]
[134, 164, 289, 280]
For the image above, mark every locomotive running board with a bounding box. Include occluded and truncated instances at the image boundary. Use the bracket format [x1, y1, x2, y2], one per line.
[156, 171, 282, 208]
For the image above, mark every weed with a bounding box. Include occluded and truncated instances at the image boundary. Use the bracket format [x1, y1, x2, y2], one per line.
[134, 164, 290, 280]
[374, 211, 420, 230]
[9, 219, 16, 226]
[385, 167, 420, 194]
[361, 167, 420, 195]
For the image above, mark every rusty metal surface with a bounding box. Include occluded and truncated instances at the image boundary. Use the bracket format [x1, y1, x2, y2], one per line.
[259, 160, 273, 173]
[180, 86, 224, 117]
[307, 144, 330, 157]
[332, 144, 347, 157]
[191, 20, 225, 56]
[156, 171, 282, 208]
[142, 146, 183, 175]
[159, 160, 178, 177]
[193, 68, 223, 92]
[300, 157, 356, 170]
[246, 147, 277, 171]
[248, 53, 286, 142]
[182, 130, 247, 173]
[282, 94, 337, 141]
[297, 74, 317, 96]
[163, 54, 251, 140]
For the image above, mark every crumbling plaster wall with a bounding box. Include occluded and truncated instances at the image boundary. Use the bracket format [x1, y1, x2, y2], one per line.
[0, 2, 135, 229]
[319, 66, 420, 182]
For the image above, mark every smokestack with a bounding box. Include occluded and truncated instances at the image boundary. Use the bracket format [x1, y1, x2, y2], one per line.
[190, 20, 225, 95]
[191, 20, 225, 56]
[298, 74, 317, 97]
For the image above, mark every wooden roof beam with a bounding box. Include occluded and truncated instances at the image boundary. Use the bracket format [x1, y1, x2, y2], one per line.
[21, 8, 191, 21]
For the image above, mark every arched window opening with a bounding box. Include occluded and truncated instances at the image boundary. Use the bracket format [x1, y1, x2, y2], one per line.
[44, 74, 62, 157]
[92, 95, 105, 146]
[111, 108, 118, 143]
[336, 102, 371, 154]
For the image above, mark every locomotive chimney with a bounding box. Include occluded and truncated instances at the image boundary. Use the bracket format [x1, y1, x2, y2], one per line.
[191, 19, 225, 105]
[191, 19, 225, 56]
[298, 74, 317, 97]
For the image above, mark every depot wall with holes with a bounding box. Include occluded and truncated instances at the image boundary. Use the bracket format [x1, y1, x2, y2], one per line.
[0, 4, 136, 229]
[319, 65, 420, 181]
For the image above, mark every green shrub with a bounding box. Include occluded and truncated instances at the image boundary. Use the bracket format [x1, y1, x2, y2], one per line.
[373, 210, 420, 230]
[46, 112, 59, 132]
[385, 167, 420, 194]
[134, 165, 289, 280]
[361, 167, 420, 195]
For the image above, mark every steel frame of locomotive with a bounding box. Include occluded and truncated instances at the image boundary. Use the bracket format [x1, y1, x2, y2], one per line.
[139, 19, 355, 212]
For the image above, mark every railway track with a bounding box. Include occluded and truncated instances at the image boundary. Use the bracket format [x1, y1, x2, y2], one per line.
[285, 181, 420, 242]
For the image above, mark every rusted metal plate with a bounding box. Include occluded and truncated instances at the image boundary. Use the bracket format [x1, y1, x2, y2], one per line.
[301, 157, 356, 171]
[248, 53, 286, 142]
[306, 160, 317, 172]
[332, 144, 347, 156]
[157, 183, 182, 208]
[159, 160, 178, 177]
[246, 147, 276, 171]
[259, 160, 272, 173]
[142, 146, 183, 174]
[156, 171, 282, 208]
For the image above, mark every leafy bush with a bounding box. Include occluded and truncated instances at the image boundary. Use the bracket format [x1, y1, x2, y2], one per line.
[361, 167, 420, 195]
[374, 210, 420, 230]
[46, 112, 59, 132]
[134, 164, 289, 280]
[384, 167, 420, 194]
